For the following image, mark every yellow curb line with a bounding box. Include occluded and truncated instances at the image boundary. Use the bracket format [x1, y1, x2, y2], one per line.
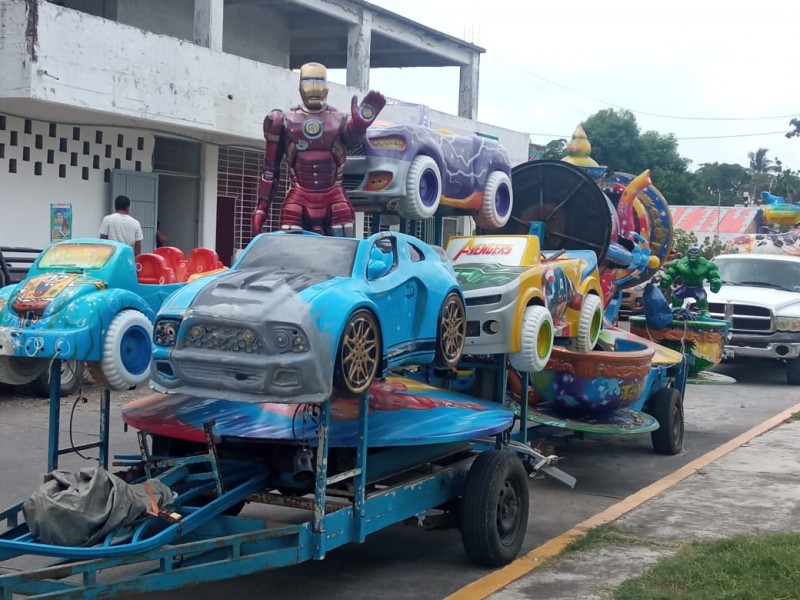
[446, 401, 800, 600]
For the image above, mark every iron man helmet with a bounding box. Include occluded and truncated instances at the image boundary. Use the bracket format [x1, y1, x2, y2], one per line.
[299, 62, 328, 110]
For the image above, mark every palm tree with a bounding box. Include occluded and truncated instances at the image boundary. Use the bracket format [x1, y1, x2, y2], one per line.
[747, 148, 779, 174]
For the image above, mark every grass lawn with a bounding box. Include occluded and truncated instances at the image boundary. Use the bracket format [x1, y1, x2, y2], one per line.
[613, 532, 800, 599]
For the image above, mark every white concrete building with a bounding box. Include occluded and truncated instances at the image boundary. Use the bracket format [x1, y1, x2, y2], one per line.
[0, 0, 530, 264]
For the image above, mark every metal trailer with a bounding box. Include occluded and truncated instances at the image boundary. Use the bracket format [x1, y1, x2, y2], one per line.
[0, 359, 573, 599]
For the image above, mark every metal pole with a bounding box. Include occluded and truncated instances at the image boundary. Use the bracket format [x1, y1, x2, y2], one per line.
[47, 359, 61, 473]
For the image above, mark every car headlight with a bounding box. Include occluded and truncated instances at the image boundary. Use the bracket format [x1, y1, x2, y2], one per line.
[368, 135, 407, 151]
[270, 325, 310, 353]
[775, 317, 800, 332]
[155, 318, 181, 346]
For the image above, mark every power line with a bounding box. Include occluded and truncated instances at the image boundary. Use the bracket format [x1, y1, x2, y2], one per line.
[529, 130, 789, 141]
[677, 131, 789, 140]
[518, 67, 799, 122]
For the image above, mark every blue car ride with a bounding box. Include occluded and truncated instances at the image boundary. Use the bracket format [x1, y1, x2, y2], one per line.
[0, 239, 183, 390]
[150, 231, 467, 404]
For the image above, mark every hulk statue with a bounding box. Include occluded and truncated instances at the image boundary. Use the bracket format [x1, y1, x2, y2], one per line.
[659, 246, 722, 316]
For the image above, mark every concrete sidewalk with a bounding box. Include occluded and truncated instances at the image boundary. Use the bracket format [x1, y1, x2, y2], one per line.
[481, 411, 800, 599]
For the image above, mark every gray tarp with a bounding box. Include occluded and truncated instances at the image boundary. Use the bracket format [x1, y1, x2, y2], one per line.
[22, 467, 174, 547]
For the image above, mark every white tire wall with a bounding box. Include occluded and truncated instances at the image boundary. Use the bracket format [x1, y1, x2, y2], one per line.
[576, 294, 603, 352]
[401, 155, 442, 220]
[475, 170, 513, 229]
[91, 310, 153, 390]
[509, 305, 554, 373]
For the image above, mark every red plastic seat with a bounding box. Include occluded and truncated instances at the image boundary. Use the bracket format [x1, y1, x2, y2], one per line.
[154, 246, 185, 270]
[135, 253, 177, 285]
[185, 248, 221, 280]
[154, 246, 187, 281]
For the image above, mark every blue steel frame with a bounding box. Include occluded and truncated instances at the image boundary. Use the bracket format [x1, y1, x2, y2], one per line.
[0, 373, 482, 598]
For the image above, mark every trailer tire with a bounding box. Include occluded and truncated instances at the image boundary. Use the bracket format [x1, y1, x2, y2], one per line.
[786, 358, 800, 385]
[30, 359, 84, 397]
[459, 450, 529, 567]
[648, 387, 684, 455]
[0, 356, 49, 386]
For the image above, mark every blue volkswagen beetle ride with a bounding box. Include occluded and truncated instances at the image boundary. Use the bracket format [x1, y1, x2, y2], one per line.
[0, 239, 184, 390]
[150, 230, 467, 403]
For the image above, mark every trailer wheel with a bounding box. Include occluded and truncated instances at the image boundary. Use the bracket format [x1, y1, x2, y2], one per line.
[30, 359, 84, 397]
[0, 356, 48, 386]
[648, 387, 684, 455]
[459, 450, 529, 567]
[786, 358, 800, 385]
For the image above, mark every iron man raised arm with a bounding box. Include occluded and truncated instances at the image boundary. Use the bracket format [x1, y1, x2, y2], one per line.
[251, 62, 386, 237]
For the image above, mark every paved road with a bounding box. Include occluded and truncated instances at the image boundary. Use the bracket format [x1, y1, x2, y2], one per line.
[0, 357, 796, 598]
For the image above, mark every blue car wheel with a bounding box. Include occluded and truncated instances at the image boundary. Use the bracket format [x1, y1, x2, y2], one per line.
[434, 292, 467, 369]
[334, 309, 382, 397]
[91, 310, 153, 390]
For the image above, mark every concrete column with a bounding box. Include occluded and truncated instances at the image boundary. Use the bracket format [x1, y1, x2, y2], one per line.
[199, 143, 219, 248]
[194, 0, 223, 52]
[346, 9, 373, 91]
[458, 52, 480, 120]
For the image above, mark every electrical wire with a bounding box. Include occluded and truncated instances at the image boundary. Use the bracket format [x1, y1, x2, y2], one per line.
[515, 66, 799, 122]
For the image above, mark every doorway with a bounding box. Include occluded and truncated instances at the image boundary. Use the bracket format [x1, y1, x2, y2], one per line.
[153, 137, 201, 255]
[216, 196, 235, 266]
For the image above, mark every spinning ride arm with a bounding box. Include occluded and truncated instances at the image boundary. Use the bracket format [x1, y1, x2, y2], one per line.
[252, 110, 286, 236]
[613, 232, 660, 289]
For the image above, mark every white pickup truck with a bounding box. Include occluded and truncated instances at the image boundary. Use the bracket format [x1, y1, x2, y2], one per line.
[707, 253, 800, 384]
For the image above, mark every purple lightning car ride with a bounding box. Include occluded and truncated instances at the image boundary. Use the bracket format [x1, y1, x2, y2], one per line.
[344, 102, 514, 228]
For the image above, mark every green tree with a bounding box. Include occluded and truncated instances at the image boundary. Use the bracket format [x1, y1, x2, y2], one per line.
[699, 235, 726, 260]
[695, 162, 751, 206]
[747, 148, 779, 174]
[541, 138, 567, 160]
[581, 109, 644, 173]
[786, 117, 799, 139]
[672, 228, 698, 256]
[582, 110, 703, 204]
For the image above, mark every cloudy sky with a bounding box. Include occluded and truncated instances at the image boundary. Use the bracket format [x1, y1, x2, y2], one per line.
[330, 0, 800, 172]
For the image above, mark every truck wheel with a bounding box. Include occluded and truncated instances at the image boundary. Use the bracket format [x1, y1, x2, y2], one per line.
[647, 387, 684, 455]
[30, 359, 84, 397]
[576, 294, 603, 352]
[786, 358, 800, 385]
[508, 305, 553, 374]
[0, 356, 48, 386]
[459, 450, 529, 567]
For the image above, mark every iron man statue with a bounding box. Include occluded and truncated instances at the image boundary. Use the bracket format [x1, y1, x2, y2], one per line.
[252, 62, 386, 237]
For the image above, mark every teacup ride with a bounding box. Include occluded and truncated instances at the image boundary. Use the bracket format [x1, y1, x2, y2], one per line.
[496, 159, 687, 454]
[629, 310, 734, 385]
